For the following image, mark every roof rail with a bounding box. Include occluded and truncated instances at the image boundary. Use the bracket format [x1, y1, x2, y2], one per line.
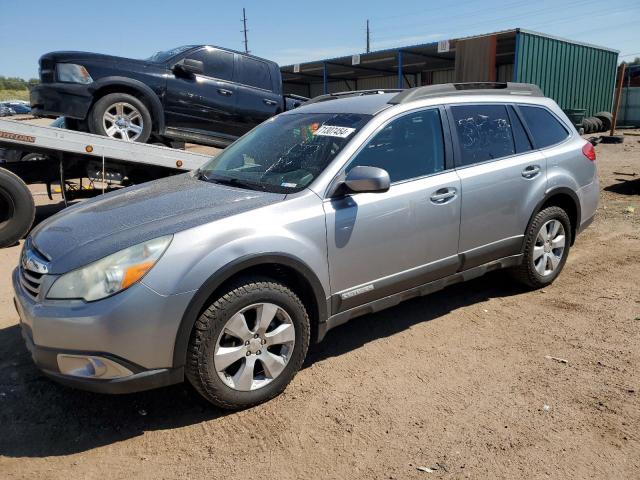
[304, 89, 403, 105]
[388, 82, 543, 105]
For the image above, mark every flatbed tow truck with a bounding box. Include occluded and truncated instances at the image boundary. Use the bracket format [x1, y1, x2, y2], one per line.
[0, 118, 210, 248]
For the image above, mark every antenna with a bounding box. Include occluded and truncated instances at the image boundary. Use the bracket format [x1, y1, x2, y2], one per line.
[366, 19, 370, 53]
[242, 8, 249, 54]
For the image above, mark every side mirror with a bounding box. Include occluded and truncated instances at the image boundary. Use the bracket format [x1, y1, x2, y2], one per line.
[342, 166, 390, 194]
[174, 58, 204, 76]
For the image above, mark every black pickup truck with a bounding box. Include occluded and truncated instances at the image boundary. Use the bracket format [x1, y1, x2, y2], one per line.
[31, 45, 306, 147]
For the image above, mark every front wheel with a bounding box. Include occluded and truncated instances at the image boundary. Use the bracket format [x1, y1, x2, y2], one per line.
[186, 277, 310, 409]
[512, 206, 572, 288]
[88, 93, 152, 143]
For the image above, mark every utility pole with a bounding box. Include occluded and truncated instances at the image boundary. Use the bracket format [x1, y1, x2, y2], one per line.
[366, 19, 370, 53]
[242, 8, 249, 54]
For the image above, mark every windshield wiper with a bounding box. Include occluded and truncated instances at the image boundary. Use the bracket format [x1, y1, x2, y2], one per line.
[204, 175, 267, 191]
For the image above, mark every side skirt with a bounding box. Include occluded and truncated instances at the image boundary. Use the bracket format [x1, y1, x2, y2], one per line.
[317, 254, 523, 341]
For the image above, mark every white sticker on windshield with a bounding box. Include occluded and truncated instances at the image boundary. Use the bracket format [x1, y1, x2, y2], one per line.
[314, 125, 356, 138]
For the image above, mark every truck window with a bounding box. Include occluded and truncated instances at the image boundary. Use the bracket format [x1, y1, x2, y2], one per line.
[187, 47, 234, 81]
[238, 56, 272, 91]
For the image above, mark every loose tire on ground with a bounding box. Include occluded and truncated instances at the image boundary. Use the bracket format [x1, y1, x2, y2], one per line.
[511, 206, 572, 289]
[0, 167, 35, 248]
[186, 276, 310, 409]
[88, 92, 152, 143]
[594, 111, 613, 131]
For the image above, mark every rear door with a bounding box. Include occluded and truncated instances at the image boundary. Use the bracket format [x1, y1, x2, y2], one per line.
[234, 55, 281, 133]
[324, 107, 461, 313]
[448, 103, 547, 269]
[164, 47, 244, 138]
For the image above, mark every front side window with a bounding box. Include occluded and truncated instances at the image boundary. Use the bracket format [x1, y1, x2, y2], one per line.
[199, 113, 371, 193]
[186, 47, 234, 81]
[519, 105, 570, 149]
[346, 109, 445, 183]
[451, 104, 516, 166]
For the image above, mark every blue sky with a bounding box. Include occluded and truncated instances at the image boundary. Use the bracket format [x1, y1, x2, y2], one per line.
[1, 0, 638, 79]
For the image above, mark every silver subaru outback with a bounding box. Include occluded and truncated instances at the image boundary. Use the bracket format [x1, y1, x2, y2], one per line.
[13, 83, 599, 409]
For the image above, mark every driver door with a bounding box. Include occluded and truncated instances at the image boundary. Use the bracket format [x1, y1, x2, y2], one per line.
[324, 108, 461, 314]
[164, 47, 244, 138]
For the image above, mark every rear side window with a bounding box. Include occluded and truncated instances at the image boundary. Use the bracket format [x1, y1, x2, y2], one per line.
[238, 57, 272, 90]
[450, 104, 515, 166]
[508, 106, 532, 153]
[187, 47, 234, 81]
[347, 108, 445, 183]
[519, 105, 569, 148]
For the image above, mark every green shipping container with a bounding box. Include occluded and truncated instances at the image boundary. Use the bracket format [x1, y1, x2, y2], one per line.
[514, 30, 619, 116]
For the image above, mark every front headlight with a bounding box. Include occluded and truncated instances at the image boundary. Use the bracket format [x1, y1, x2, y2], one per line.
[47, 236, 172, 302]
[56, 63, 93, 84]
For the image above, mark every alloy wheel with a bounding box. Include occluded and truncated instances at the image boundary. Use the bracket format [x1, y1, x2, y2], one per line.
[214, 302, 296, 392]
[532, 219, 566, 276]
[102, 102, 144, 141]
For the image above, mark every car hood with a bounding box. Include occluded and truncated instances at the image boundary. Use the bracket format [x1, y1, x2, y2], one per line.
[29, 173, 286, 274]
[40, 51, 158, 69]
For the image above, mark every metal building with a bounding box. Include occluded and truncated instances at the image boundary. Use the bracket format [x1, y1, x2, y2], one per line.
[281, 28, 619, 116]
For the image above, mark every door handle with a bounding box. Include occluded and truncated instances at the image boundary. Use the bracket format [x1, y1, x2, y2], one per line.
[430, 187, 457, 204]
[263, 99, 277, 106]
[522, 165, 541, 179]
[217, 88, 233, 96]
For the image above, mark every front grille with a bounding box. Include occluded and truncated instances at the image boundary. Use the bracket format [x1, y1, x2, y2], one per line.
[19, 267, 44, 300]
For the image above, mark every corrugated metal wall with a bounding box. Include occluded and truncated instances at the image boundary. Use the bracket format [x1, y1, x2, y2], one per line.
[515, 31, 618, 116]
[619, 87, 640, 127]
[432, 69, 455, 84]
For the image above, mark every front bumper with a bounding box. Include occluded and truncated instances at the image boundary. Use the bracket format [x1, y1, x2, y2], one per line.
[30, 83, 93, 119]
[12, 267, 194, 394]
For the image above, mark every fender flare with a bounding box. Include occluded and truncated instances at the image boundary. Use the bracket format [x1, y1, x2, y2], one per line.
[89, 77, 165, 133]
[524, 186, 581, 249]
[171, 253, 329, 368]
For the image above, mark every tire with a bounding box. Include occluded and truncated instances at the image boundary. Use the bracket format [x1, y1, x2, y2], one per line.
[88, 93, 152, 143]
[511, 206, 572, 289]
[594, 111, 613, 131]
[20, 152, 47, 162]
[582, 117, 594, 134]
[186, 276, 310, 409]
[591, 117, 604, 133]
[0, 168, 35, 248]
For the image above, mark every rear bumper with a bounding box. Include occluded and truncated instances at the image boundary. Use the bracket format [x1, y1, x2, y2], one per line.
[30, 83, 93, 119]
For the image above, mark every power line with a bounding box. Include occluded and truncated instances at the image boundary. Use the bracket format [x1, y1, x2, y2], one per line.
[241, 8, 249, 54]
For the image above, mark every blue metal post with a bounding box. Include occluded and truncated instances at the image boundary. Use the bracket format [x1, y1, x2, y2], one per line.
[397, 50, 404, 89]
[323, 62, 328, 94]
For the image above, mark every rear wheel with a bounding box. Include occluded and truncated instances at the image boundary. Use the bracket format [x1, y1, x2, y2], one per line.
[88, 93, 152, 143]
[186, 277, 310, 409]
[0, 168, 35, 248]
[512, 206, 572, 288]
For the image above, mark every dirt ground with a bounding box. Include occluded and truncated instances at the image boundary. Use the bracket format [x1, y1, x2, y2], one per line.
[0, 133, 639, 479]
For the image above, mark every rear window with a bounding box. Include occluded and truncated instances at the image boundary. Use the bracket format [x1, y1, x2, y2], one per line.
[519, 105, 570, 148]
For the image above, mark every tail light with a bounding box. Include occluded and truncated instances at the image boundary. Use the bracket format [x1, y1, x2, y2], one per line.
[582, 142, 596, 161]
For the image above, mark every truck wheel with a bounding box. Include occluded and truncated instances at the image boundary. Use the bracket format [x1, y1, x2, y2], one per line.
[0, 168, 35, 248]
[88, 93, 152, 143]
[186, 276, 310, 409]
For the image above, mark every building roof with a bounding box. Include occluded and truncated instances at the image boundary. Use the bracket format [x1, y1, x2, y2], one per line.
[281, 28, 618, 86]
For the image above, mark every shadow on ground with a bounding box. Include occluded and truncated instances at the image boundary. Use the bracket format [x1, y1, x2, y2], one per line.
[604, 177, 640, 196]
[0, 270, 526, 458]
